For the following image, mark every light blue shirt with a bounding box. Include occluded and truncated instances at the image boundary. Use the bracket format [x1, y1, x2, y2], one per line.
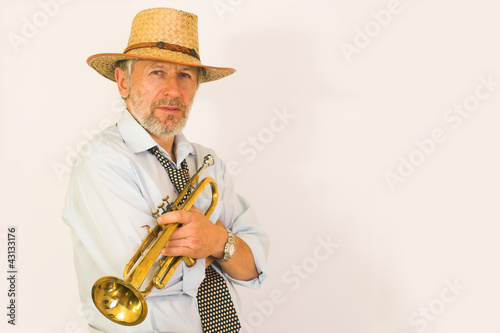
[63, 110, 269, 333]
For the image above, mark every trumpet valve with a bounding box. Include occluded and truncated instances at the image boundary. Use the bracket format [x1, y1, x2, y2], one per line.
[157, 202, 166, 214]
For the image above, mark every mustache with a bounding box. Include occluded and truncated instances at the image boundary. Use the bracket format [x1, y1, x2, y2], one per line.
[151, 98, 186, 110]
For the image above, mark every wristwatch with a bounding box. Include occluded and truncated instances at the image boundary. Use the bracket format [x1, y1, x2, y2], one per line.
[218, 229, 236, 262]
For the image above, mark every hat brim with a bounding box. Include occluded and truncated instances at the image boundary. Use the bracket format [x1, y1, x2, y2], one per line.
[87, 47, 235, 83]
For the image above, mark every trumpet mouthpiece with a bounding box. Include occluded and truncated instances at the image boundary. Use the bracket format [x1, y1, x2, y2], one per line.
[203, 154, 215, 167]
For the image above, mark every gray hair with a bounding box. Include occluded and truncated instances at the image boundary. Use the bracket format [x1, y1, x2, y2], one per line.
[115, 59, 137, 84]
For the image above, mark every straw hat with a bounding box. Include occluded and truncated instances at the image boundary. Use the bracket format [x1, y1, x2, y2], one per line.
[87, 8, 235, 83]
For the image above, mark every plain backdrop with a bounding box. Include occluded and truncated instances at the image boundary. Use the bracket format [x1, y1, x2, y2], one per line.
[1, 0, 500, 332]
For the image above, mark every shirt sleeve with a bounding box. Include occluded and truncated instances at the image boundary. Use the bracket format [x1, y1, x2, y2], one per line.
[215, 157, 270, 288]
[62, 145, 176, 332]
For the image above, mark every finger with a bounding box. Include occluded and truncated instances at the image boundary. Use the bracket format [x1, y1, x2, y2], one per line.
[161, 245, 194, 258]
[162, 239, 201, 258]
[163, 238, 185, 249]
[166, 226, 192, 241]
[157, 210, 192, 225]
[164, 237, 198, 251]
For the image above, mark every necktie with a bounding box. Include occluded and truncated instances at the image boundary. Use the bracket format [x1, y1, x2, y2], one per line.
[197, 266, 241, 332]
[148, 146, 191, 205]
[149, 146, 242, 333]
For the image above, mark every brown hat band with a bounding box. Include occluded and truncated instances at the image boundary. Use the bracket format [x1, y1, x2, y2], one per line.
[124, 41, 200, 60]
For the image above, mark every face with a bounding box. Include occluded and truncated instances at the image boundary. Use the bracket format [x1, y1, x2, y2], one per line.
[116, 60, 198, 140]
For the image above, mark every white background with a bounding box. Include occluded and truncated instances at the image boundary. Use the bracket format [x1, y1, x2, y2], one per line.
[2, 0, 500, 332]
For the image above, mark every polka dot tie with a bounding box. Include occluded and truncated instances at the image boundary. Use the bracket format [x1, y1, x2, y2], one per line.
[148, 146, 192, 205]
[149, 146, 242, 333]
[197, 266, 241, 333]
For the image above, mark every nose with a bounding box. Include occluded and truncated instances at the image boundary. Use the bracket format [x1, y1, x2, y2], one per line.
[162, 75, 181, 98]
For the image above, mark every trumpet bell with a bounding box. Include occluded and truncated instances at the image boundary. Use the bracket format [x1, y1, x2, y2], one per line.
[92, 276, 148, 326]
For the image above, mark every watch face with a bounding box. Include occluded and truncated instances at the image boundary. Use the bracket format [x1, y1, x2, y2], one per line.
[228, 243, 236, 256]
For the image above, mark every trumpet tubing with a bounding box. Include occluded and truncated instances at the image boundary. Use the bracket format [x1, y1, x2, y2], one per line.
[91, 155, 218, 326]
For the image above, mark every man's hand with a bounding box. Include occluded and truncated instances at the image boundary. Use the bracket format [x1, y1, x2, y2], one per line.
[157, 206, 260, 281]
[157, 206, 227, 260]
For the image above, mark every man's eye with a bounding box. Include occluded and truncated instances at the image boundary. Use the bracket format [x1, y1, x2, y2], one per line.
[180, 72, 191, 78]
[151, 70, 163, 75]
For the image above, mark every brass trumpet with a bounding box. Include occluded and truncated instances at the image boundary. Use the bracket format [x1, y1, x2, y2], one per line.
[91, 154, 218, 326]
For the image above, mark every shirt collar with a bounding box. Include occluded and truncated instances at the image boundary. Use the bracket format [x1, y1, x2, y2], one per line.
[173, 132, 195, 165]
[117, 109, 194, 166]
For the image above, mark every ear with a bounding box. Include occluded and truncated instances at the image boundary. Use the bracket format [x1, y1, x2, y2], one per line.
[115, 67, 130, 99]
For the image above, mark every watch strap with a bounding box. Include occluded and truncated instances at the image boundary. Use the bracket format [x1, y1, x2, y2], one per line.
[217, 229, 235, 263]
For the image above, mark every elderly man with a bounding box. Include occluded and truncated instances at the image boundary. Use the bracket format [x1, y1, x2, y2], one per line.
[63, 8, 269, 333]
